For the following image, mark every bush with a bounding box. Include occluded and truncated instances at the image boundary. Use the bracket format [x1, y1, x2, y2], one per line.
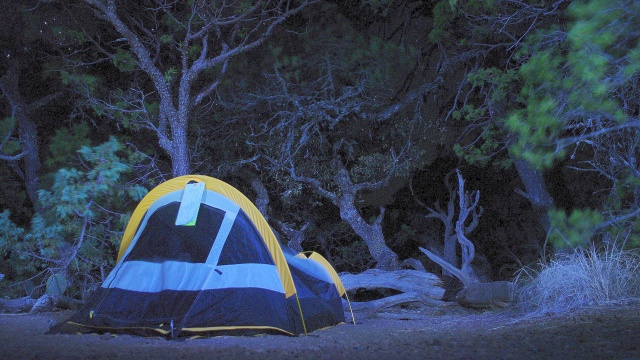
[0, 137, 148, 299]
[517, 241, 640, 314]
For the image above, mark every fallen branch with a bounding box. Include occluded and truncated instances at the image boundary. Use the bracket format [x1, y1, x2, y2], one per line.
[345, 291, 445, 313]
[0, 294, 85, 314]
[339, 269, 446, 313]
[340, 269, 444, 299]
[0, 296, 37, 314]
[29, 294, 84, 314]
[419, 247, 470, 287]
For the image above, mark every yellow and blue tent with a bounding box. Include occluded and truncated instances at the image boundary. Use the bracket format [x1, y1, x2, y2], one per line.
[50, 175, 346, 337]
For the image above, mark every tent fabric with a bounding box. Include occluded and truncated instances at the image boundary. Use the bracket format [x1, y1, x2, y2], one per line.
[49, 175, 345, 337]
[117, 175, 296, 297]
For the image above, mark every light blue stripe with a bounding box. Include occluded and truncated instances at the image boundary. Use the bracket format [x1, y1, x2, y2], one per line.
[205, 208, 238, 265]
[103, 261, 285, 294]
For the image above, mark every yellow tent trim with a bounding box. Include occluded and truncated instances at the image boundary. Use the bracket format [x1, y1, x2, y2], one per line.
[303, 251, 356, 324]
[182, 325, 294, 336]
[68, 322, 296, 337]
[116, 175, 297, 298]
[67, 322, 172, 335]
[305, 251, 346, 296]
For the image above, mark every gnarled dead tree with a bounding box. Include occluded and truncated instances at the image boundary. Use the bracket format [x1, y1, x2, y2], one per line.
[287, 155, 405, 270]
[419, 169, 515, 308]
[419, 169, 480, 286]
[414, 170, 482, 277]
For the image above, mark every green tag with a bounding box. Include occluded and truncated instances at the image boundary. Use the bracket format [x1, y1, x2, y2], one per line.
[175, 182, 205, 226]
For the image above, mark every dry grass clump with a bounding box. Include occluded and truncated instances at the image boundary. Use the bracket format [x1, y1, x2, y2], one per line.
[516, 242, 640, 315]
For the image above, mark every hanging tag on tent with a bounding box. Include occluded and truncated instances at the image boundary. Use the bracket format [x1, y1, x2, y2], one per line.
[175, 181, 205, 226]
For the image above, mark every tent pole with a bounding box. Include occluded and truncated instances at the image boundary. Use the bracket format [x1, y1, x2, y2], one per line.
[344, 291, 356, 325]
[294, 293, 308, 335]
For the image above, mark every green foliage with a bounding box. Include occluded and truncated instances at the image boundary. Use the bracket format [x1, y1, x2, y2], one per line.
[0, 210, 26, 297]
[429, 1, 456, 44]
[611, 173, 640, 211]
[365, 0, 394, 16]
[0, 210, 24, 258]
[429, 0, 499, 45]
[505, 47, 567, 168]
[159, 34, 173, 44]
[51, 26, 86, 44]
[0, 165, 29, 219]
[505, 105, 563, 169]
[501, 0, 640, 258]
[393, 223, 417, 245]
[0, 116, 21, 156]
[506, 0, 639, 168]
[46, 122, 91, 168]
[466, 68, 519, 105]
[112, 49, 137, 72]
[351, 153, 404, 182]
[1, 137, 148, 298]
[0, 210, 29, 297]
[607, 222, 640, 250]
[332, 239, 373, 272]
[187, 44, 203, 60]
[88, 89, 159, 130]
[60, 70, 100, 93]
[45, 273, 67, 296]
[548, 208, 604, 250]
[164, 67, 178, 83]
[567, 0, 626, 49]
[452, 68, 518, 168]
[269, 8, 416, 102]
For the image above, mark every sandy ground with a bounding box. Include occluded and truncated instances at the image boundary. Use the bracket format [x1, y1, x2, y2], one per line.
[1, 300, 639, 360]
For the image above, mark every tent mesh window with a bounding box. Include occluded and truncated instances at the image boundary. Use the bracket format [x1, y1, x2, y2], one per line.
[217, 210, 274, 265]
[125, 202, 225, 263]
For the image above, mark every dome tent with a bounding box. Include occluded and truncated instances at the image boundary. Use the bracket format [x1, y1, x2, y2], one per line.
[49, 175, 345, 338]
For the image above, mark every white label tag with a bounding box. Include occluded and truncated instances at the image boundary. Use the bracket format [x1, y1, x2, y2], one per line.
[175, 182, 205, 226]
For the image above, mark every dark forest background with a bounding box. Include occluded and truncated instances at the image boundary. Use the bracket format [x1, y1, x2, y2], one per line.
[1, 0, 639, 299]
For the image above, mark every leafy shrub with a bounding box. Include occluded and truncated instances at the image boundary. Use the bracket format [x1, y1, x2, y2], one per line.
[548, 208, 604, 250]
[1, 137, 147, 299]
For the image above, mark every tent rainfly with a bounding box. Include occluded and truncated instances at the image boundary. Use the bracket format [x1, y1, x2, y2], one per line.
[49, 175, 350, 338]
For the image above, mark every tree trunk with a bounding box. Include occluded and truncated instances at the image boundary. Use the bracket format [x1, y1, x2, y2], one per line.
[249, 176, 270, 217]
[169, 117, 190, 177]
[172, 68, 194, 178]
[512, 157, 554, 233]
[0, 62, 42, 211]
[337, 195, 400, 270]
[86, 0, 316, 180]
[288, 160, 403, 270]
[18, 113, 40, 209]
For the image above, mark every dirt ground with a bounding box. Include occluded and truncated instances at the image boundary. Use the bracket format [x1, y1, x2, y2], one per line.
[1, 300, 639, 360]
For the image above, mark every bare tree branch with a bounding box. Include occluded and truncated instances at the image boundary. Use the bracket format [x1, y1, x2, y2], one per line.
[419, 169, 481, 287]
